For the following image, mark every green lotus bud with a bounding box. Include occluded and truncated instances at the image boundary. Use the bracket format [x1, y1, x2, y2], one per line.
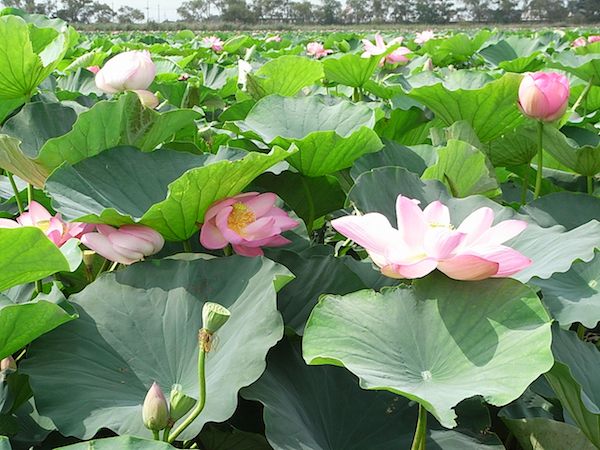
[142, 382, 169, 431]
[338, 40, 351, 53]
[202, 302, 231, 334]
[169, 384, 196, 422]
[0, 356, 16, 372]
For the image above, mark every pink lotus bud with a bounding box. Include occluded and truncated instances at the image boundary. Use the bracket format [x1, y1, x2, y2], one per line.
[200, 192, 298, 257]
[203, 36, 224, 52]
[306, 42, 332, 59]
[132, 89, 159, 109]
[588, 35, 600, 44]
[415, 30, 435, 45]
[518, 72, 570, 122]
[95, 50, 156, 94]
[572, 37, 588, 47]
[0, 201, 90, 247]
[142, 382, 169, 431]
[87, 65, 100, 74]
[81, 224, 164, 265]
[332, 195, 531, 281]
[0, 356, 16, 372]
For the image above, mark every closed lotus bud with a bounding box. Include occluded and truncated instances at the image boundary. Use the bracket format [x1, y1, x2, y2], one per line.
[169, 384, 196, 422]
[202, 302, 231, 334]
[133, 89, 159, 109]
[95, 50, 156, 94]
[0, 356, 16, 372]
[142, 382, 169, 431]
[518, 72, 570, 122]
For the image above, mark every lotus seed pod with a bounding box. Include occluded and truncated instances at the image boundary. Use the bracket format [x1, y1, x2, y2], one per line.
[169, 384, 196, 422]
[202, 302, 231, 334]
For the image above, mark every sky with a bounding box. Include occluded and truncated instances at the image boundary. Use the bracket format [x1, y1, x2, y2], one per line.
[108, 0, 185, 21]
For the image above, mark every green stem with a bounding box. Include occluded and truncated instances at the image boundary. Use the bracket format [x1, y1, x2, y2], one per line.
[108, 261, 119, 272]
[183, 240, 192, 253]
[152, 430, 160, 440]
[534, 121, 544, 199]
[7, 172, 24, 214]
[521, 163, 530, 205]
[162, 426, 172, 442]
[223, 245, 232, 256]
[299, 176, 315, 236]
[577, 323, 586, 340]
[27, 184, 33, 205]
[352, 87, 362, 102]
[168, 333, 208, 443]
[410, 404, 427, 450]
[572, 77, 594, 114]
[587, 176, 594, 195]
[95, 258, 110, 279]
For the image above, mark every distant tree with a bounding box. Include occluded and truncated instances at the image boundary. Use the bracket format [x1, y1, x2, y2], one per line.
[490, 0, 521, 22]
[346, 0, 370, 23]
[177, 0, 207, 21]
[386, 0, 411, 22]
[318, 0, 341, 24]
[219, 0, 255, 21]
[117, 5, 144, 23]
[523, 0, 568, 20]
[462, 0, 492, 21]
[412, 0, 456, 23]
[369, 0, 386, 22]
[569, 0, 600, 22]
[56, 0, 97, 22]
[289, 1, 313, 23]
[91, 2, 115, 22]
[1, 0, 56, 14]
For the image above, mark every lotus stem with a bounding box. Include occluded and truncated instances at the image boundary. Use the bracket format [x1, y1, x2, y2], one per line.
[152, 430, 160, 440]
[27, 183, 33, 205]
[587, 176, 594, 195]
[534, 121, 544, 199]
[168, 330, 208, 443]
[7, 172, 23, 214]
[182, 240, 192, 253]
[572, 77, 593, 114]
[521, 164, 530, 205]
[162, 426, 172, 442]
[410, 403, 427, 450]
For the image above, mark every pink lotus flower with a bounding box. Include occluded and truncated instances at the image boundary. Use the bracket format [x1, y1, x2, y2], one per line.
[385, 47, 411, 64]
[203, 36, 224, 52]
[361, 34, 409, 65]
[95, 50, 156, 94]
[332, 196, 531, 281]
[87, 65, 100, 74]
[588, 35, 600, 43]
[415, 30, 435, 45]
[306, 42, 332, 59]
[200, 192, 298, 257]
[266, 35, 281, 43]
[0, 201, 90, 247]
[572, 37, 588, 47]
[81, 224, 164, 265]
[518, 72, 570, 122]
[133, 89, 159, 109]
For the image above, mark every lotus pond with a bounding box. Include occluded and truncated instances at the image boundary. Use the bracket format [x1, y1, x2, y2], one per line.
[2, 8, 600, 450]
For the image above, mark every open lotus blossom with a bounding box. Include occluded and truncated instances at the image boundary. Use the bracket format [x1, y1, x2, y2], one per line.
[518, 72, 570, 122]
[415, 30, 435, 44]
[572, 37, 588, 47]
[81, 224, 164, 265]
[332, 195, 531, 281]
[0, 201, 91, 247]
[361, 34, 409, 65]
[589, 35, 600, 43]
[95, 50, 156, 93]
[203, 36, 224, 52]
[200, 192, 298, 257]
[306, 42, 332, 58]
[385, 47, 411, 64]
[265, 35, 281, 43]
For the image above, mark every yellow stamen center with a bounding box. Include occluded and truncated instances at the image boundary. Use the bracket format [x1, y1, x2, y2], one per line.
[227, 202, 256, 235]
[428, 222, 454, 230]
[35, 219, 51, 233]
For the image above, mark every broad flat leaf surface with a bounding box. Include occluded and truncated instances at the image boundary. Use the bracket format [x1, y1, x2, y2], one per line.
[57, 436, 175, 449]
[549, 52, 600, 86]
[303, 274, 552, 428]
[21, 257, 292, 440]
[45, 146, 295, 240]
[538, 126, 600, 176]
[322, 53, 380, 88]
[243, 338, 504, 450]
[407, 72, 523, 142]
[247, 56, 323, 98]
[349, 167, 600, 282]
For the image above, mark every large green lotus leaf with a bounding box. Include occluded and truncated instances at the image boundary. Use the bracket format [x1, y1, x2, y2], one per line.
[523, 192, 600, 230]
[545, 326, 600, 447]
[21, 256, 292, 440]
[487, 125, 538, 167]
[549, 52, 600, 86]
[478, 37, 546, 72]
[45, 146, 295, 240]
[531, 251, 600, 327]
[0, 298, 77, 360]
[349, 167, 600, 282]
[322, 53, 380, 88]
[254, 171, 345, 232]
[9, 398, 55, 449]
[57, 436, 175, 449]
[264, 246, 393, 335]
[303, 273, 553, 428]
[422, 139, 500, 197]
[0, 92, 200, 187]
[350, 140, 437, 179]
[243, 338, 504, 450]
[0, 436, 9, 450]
[535, 126, 600, 176]
[421, 31, 491, 67]
[247, 56, 323, 99]
[0, 14, 69, 101]
[0, 102, 77, 158]
[237, 95, 381, 176]
[407, 71, 524, 142]
[374, 105, 431, 145]
[0, 228, 80, 291]
[197, 425, 272, 450]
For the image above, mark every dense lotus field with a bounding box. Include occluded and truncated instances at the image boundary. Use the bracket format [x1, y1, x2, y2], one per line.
[4, 6, 600, 450]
